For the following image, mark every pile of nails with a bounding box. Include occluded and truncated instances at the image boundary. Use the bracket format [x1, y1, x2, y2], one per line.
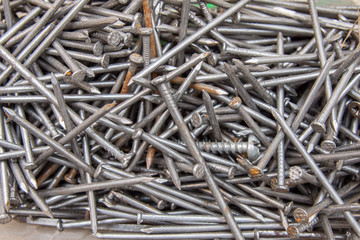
[1, 0, 360, 239]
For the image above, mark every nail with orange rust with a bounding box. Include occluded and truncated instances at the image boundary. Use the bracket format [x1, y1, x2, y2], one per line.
[171, 77, 228, 95]
[142, 0, 157, 59]
[36, 163, 60, 186]
[146, 146, 156, 169]
[47, 166, 68, 189]
[120, 53, 144, 94]
[236, 155, 263, 178]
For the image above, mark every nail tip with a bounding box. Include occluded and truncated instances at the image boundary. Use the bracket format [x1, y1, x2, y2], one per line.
[91, 88, 102, 94]
[140, 228, 152, 234]
[20, 183, 29, 193]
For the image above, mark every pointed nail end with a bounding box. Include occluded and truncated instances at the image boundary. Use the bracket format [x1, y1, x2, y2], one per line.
[217, 89, 229, 95]
[257, 214, 266, 223]
[45, 210, 54, 219]
[145, 177, 155, 182]
[245, 58, 258, 64]
[2, 107, 14, 118]
[91, 87, 101, 94]
[195, 62, 203, 70]
[140, 228, 152, 234]
[20, 183, 29, 193]
[120, 118, 133, 125]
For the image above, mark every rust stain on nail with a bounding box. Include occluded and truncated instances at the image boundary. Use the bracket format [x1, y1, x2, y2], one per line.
[36, 163, 59, 186]
[146, 146, 156, 169]
[143, 0, 157, 59]
[249, 168, 261, 177]
[229, 97, 242, 108]
[171, 77, 227, 95]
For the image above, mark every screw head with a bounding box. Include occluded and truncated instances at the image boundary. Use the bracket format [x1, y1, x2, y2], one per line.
[289, 166, 303, 182]
[93, 41, 104, 56]
[320, 139, 336, 151]
[229, 97, 242, 109]
[293, 208, 308, 223]
[101, 54, 110, 68]
[129, 53, 144, 65]
[312, 121, 326, 133]
[287, 225, 300, 238]
[71, 70, 85, 82]
[191, 112, 203, 128]
[107, 31, 122, 46]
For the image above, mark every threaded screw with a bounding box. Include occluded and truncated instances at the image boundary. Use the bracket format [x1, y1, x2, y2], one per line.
[196, 141, 260, 160]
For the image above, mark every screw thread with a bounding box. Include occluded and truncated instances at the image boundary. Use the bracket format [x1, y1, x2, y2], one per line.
[92, 31, 108, 39]
[197, 141, 247, 154]
[188, 11, 205, 27]
[142, 36, 151, 66]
